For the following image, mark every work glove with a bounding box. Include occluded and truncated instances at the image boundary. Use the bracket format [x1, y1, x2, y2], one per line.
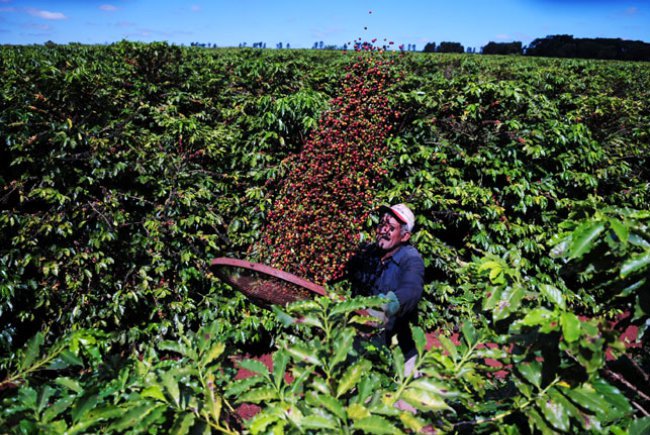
[367, 292, 400, 328]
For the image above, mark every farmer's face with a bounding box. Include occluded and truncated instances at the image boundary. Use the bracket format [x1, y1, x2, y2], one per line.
[376, 213, 410, 252]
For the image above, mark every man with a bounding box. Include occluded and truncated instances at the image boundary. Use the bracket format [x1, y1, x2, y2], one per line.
[347, 203, 425, 363]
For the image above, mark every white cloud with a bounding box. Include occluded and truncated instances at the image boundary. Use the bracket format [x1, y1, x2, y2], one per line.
[625, 7, 638, 15]
[191, 5, 201, 12]
[495, 34, 510, 40]
[100, 4, 118, 12]
[27, 8, 66, 20]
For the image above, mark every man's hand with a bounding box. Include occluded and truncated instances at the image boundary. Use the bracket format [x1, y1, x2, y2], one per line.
[367, 292, 400, 328]
[367, 307, 388, 328]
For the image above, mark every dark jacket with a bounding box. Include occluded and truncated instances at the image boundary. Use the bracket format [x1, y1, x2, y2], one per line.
[347, 243, 425, 357]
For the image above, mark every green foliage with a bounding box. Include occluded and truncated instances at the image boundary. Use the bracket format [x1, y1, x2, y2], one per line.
[1, 322, 238, 433]
[1, 43, 649, 432]
[229, 295, 461, 434]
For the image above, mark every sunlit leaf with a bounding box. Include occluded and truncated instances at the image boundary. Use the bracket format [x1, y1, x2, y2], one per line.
[539, 284, 566, 310]
[307, 392, 346, 421]
[239, 386, 279, 404]
[300, 414, 338, 430]
[560, 312, 581, 343]
[620, 250, 650, 278]
[202, 342, 225, 366]
[354, 415, 404, 434]
[412, 326, 427, 356]
[567, 221, 605, 259]
[336, 360, 370, 398]
[238, 358, 270, 377]
[286, 344, 321, 366]
[537, 396, 569, 431]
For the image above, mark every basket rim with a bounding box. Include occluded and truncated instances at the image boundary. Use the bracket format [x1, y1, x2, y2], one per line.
[210, 257, 327, 297]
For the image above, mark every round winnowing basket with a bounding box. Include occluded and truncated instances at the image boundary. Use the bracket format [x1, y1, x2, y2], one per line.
[210, 257, 326, 308]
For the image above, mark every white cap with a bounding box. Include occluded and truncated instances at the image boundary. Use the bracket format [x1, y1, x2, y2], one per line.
[379, 203, 415, 232]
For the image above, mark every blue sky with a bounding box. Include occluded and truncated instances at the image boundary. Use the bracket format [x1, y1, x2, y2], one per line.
[1, 0, 649, 49]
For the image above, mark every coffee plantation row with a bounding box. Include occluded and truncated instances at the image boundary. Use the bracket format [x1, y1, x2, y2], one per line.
[1, 42, 649, 433]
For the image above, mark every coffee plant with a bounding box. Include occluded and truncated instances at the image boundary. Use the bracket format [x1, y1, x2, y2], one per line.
[1, 42, 649, 433]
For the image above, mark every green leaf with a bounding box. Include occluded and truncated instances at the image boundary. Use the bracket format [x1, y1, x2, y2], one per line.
[225, 375, 265, 397]
[330, 328, 354, 372]
[537, 396, 569, 432]
[238, 358, 270, 377]
[560, 312, 581, 343]
[71, 394, 98, 424]
[161, 371, 181, 406]
[620, 250, 650, 278]
[331, 297, 383, 316]
[539, 284, 566, 310]
[527, 408, 556, 435]
[202, 342, 225, 366]
[392, 346, 405, 379]
[412, 326, 427, 356]
[519, 308, 555, 327]
[492, 285, 525, 322]
[354, 415, 404, 434]
[300, 414, 338, 430]
[355, 372, 380, 403]
[564, 384, 611, 420]
[483, 287, 504, 311]
[608, 217, 629, 244]
[399, 412, 428, 433]
[307, 393, 346, 421]
[170, 413, 195, 435]
[248, 412, 279, 434]
[437, 335, 458, 362]
[629, 416, 650, 435]
[110, 403, 160, 431]
[272, 351, 289, 388]
[21, 332, 44, 370]
[550, 238, 570, 259]
[346, 403, 370, 421]
[271, 305, 295, 327]
[479, 260, 505, 284]
[592, 378, 632, 418]
[548, 387, 583, 423]
[42, 395, 75, 423]
[37, 385, 56, 414]
[568, 221, 605, 260]
[238, 386, 279, 404]
[460, 321, 477, 347]
[286, 344, 321, 366]
[409, 378, 452, 396]
[401, 388, 451, 412]
[55, 376, 83, 394]
[52, 350, 84, 369]
[336, 360, 370, 398]
[141, 385, 167, 402]
[516, 361, 541, 388]
[158, 340, 184, 355]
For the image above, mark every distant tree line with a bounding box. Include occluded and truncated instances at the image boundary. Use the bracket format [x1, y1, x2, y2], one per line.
[482, 41, 523, 55]
[479, 35, 650, 61]
[423, 41, 465, 53]
[188, 34, 649, 60]
[420, 35, 650, 60]
[525, 35, 650, 61]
